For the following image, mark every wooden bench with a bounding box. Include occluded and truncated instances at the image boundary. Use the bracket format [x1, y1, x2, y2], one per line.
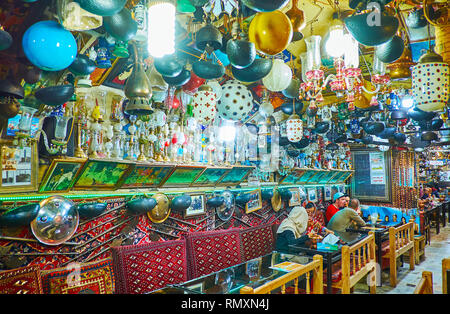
[240, 255, 324, 294]
[382, 222, 415, 287]
[443, 258, 450, 294]
[413, 271, 433, 294]
[330, 232, 377, 294]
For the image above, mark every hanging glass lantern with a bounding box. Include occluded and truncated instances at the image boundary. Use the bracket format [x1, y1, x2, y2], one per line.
[192, 85, 217, 125]
[57, 0, 103, 32]
[133, 0, 148, 42]
[95, 37, 112, 68]
[411, 49, 449, 112]
[286, 114, 303, 143]
[343, 34, 360, 78]
[304, 35, 323, 80]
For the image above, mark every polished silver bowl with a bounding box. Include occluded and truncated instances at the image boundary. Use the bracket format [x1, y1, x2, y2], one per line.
[30, 196, 78, 246]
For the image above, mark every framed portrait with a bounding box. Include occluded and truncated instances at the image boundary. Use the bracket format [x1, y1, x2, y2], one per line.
[246, 257, 262, 280]
[190, 166, 231, 187]
[0, 142, 38, 193]
[324, 186, 332, 201]
[118, 164, 174, 189]
[39, 158, 87, 193]
[307, 188, 317, 203]
[338, 184, 345, 194]
[72, 159, 133, 190]
[184, 194, 206, 218]
[245, 189, 262, 214]
[288, 188, 301, 206]
[216, 166, 254, 186]
[161, 165, 206, 187]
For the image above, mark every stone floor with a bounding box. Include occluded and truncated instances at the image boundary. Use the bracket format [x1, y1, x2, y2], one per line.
[353, 223, 450, 294]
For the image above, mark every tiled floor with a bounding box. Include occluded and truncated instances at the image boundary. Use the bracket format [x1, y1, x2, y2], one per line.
[354, 223, 450, 294]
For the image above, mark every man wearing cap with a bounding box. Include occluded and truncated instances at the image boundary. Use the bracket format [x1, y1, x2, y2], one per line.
[325, 192, 348, 223]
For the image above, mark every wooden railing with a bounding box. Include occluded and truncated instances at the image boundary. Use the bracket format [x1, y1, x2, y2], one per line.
[334, 232, 377, 294]
[443, 258, 450, 294]
[387, 222, 415, 287]
[240, 255, 323, 294]
[413, 271, 433, 294]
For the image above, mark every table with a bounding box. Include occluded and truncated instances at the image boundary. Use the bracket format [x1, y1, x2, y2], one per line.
[150, 251, 311, 294]
[346, 222, 401, 287]
[287, 232, 367, 294]
[422, 204, 443, 235]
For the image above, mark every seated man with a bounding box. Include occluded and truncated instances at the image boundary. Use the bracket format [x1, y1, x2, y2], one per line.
[327, 204, 366, 242]
[325, 192, 348, 223]
[348, 198, 362, 217]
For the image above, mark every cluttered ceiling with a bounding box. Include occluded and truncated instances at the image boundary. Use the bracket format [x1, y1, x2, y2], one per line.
[0, 0, 449, 153]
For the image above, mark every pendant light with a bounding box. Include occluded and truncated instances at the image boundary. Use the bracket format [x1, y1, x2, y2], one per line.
[411, 24, 449, 113]
[124, 43, 153, 116]
[286, 99, 303, 143]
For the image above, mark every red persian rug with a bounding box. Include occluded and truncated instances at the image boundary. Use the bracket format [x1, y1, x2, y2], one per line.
[111, 240, 188, 294]
[185, 228, 243, 280]
[239, 224, 274, 262]
[0, 265, 43, 294]
[41, 258, 115, 294]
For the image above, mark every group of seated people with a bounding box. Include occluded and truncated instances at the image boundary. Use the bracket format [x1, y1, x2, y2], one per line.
[276, 192, 366, 251]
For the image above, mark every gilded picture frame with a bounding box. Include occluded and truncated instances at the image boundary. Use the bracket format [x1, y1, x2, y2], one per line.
[38, 157, 87, 193]
[72, 158, 134, 190]
[288, 188, 302, 207]
[184, 193, 207, 218]
[0, 141, 38, 193]
[245, 189, 262, 214]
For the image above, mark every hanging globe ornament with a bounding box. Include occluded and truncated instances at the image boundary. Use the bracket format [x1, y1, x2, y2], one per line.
[192, 84, 217, 125]
[217, 80, 254, 121]
[262, 59, 292, 92]
[248, 10, 293, 56]
[22, 20, 77, 71]
[75, 0, 127, 16]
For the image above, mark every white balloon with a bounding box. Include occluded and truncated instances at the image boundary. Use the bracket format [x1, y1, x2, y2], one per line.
[262, 59, 292, 92]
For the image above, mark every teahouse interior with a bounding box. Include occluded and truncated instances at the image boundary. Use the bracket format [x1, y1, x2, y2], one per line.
[0, 0, 449, 295]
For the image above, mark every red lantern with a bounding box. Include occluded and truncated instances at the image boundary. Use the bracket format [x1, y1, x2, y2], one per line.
[182, 72, 205, 95]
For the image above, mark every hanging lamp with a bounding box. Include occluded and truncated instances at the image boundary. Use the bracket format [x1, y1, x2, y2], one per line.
[124, 43, 153, 116]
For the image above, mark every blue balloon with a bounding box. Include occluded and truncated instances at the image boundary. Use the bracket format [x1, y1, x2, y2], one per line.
[22, 21, 77, 71]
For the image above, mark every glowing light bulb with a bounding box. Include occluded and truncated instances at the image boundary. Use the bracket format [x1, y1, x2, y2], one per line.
[325, 25, 345, 58]
[148, 1, 175, 58]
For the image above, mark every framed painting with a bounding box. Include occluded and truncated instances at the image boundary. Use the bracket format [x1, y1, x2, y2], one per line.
[307, 188, 317, 203]
[278, 168, 306, 185]
[161, 165, 206, 187]
[190, 166, 231, 187]
[38, 158, 87, 193]
[306, 170, 328, 184]
[72, 159, 133, 190]
[216, 166, 254, 186]
[118, 164, 174, 189]
[184, 194, 206, 218]
[288, 188, 301, 207]
[296, 170, 318, 184]
[0, 141, 38, 193]
[245, 189, 262, 214]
